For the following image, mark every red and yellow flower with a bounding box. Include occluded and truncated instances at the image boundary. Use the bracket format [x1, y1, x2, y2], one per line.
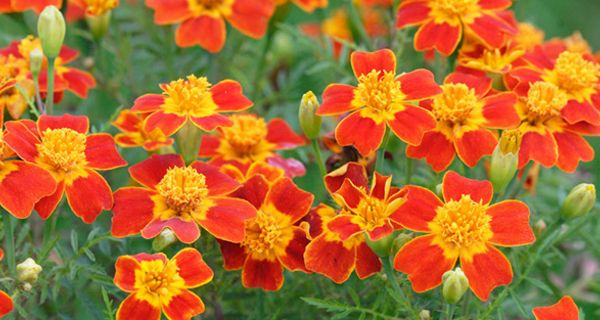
[66, 0, 119, 21]
[114, 248, 213, 320]
[219, 161, 284, 184]
[317, 49, 441, 156]
[198, 114, 306, 178]
[0, 54, 33, 120]
[112, 154, 256, 244]
[112, 109, 174, 152]
[396, 0, 517, 56]
[4, 114, 127, 223]
[0, 0, 62, 13]
[532, 296, 579, 320]
[131, 75, 252, 137]
[274, 0, 327, 12]
[218, 175, 313, 291]
[393, 171, 535, 300]
[144, 0, 275, 53]
[407, 72, 520, 172]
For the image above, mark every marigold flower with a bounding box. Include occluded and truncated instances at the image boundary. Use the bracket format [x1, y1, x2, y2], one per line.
[393, 171, 535, 300]
[112, 154, 256, 244]
[4, 114, 127, 223]
[532, 296, 579, 320]
[132, 75, 252, 137]
[114, 248, 213, 320]
[0, 289, 13, 318]
[112, 109, 174, 152]
[218, 175, 313, 291]
[407, 72, 520, 172]
[275, 0, 327, 12]
[0, 0, 62, 13]
[66, 0, 119, 21]
[0, 55, 34, 120]
[219, 162, 284, 183]
[144, 0, 275, 53]
[513, 23, 545, 51]
[458, 41, 524, 75]
[317, 49, 441, 156]
[199, 113, 306, 178]
[396, 0, 517, 56]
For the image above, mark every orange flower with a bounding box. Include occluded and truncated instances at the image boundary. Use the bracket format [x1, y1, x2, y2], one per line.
[111, 154, 257, 244]
[219, 162, 284, 183]
[218, 175, 313, 291]
[144, 0, 275, 53]
[317, 49, 441, 156]
[0, 0, 62, 13]
[4, 114, 127, 223]
[275, 0, 327, 12]
[66, 0, 119, 21]
[131, 75, 252, 137]
[0, 289, 13, 318]
[112, 109, 174, 152]
[114, 248, 213, 320]
[198, 114, 306, 178]
[533, 296, 579, 320]
[0, 36, 96, 103]
[396, 0, 517, 56]
[393, 171, 535, 300]
[0, 55, 32, 120]
[407, 72, 520, 172]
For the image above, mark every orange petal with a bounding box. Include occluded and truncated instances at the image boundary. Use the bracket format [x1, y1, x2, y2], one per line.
[351, 49, 396, 78]
[317, 84, 357, 116]
[0, 161, 56, 219]
[467, 14, 516, 49]
[116, 295, 161, 320]
[327, 215, 363, 241]
[397, 69, 441, 101]
[391, 186, 441, 232]
[0, 290, 13, 318]
[445, 71, 492, 98]
[518, 131, 558, 169]
[38, 114, 89, 134]
[198, 135, 220, 158]
[278, 227, 310, 272]
[387, 105, 436, 146]
[355, 241, 382, 279]
[487, 200, 535, 246]
[324, 162, 368, 194]
[145, 0, 191, 24]
[35, 182, 65, 220]
[554, 132, 594, 173]
[231, 174, 269, 209]
[478, 0, 512, 10]
[460, 245, 512, 301]
[242, 257, 284, 291]
[62, 69, 96, 98]
[162, 290, 206, 319]
[267, 178, 313, 224]
[442, 171, 493, 204]
[111, 187, 155, 238]
[415, 21, 461, 56]
[210, 80, 253, 112]
[217, 239, 247, 270]
[394, 235, 456, 292]
[335, 111, 386, 156]
[142, 218, 201, 244]
[333, 179, 365, 210]
[144, 110, 187, 136]
[131, 94, 165, 113]
[172, 248, 214, 288]
[454, 129, 498, 167]
[266, 118, 306, 149]
[129, 154, 185, 188]
[396, 1, 431, 29]
[198, 197, 257, 243]
[113, 255, 140, 292]
[561, 100, 600, 126]
[3, 120, 41, 162]
[533, 296, 579, 320]
[227, 0, 275, 38]
[406, 131, 456, 172]
[175, 16, 226, 53]
[66, 169, 113, 223]
[367, 221, 394, 241]
[85, 134, 127, 170]
[304, 234, 356, 283]
[482, 92, 520, 128]
[190, 161, 240, 196]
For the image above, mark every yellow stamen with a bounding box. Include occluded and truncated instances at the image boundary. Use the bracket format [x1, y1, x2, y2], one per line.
[353, 70, 406, 123]
[431, 83, 485, 139]
[156, 166, 209, 220]
[518, 82, 567, 134]
[430, 0, 480, 25]
[543, 51, 600, 101]
[498, 129, 522, 155]
[187, 0, 234, 17]
[134, 260, 185, 307]
[160, 75, 218, 118]
[37, 128, 88, 182]
[242, 208, 294, 261]
[82, 0, 118, 16]
[514, 23, 545, 51]
[217, 115, 274, 162]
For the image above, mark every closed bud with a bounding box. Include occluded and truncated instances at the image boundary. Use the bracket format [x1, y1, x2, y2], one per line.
[561, 183, 596, 219]
[442, 268, 469, 304]
[22, 282, 33, 292]
[365, 232, 396, 257]
[533, 219, 547, 235]
[435, 183, 443, 198]
[490, 129, 521, 192]
[299, 91, 322, 139]
[29, 48, 44, 76]
[152, 229, 177, 251]
[86, 12, 111, 41]
[419, 310, 431, 320]
[37, 6, 66, 58]
[16, 258, 42, 284]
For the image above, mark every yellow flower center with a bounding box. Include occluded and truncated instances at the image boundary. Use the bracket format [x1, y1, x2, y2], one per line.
[353, 70, 406, 123]
[430, 0, 480, 25]
[431, 83, 485, 139]
[135, 260, 185, 307]
[37, 128, 88, 177]
[518, 82, 567, 133]
[429, 195, 492, 260]
[353, 196, 388, 231]
[156, 167, 209, 219]
[160, 75, 218, 118]
[498, 129, 522, 155]
[515, 23, 545, 51]
[187, 0, 234, 17]
[461, 47, 524, 74]
[242, 209, 294, 261]
[222, 114, 269, 154]
[83, 0, 118, 16]
[543, 51, 600, 102]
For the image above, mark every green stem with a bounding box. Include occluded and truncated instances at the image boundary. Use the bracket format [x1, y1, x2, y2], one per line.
[312, 139, 327, 177]
[347, 0, 373, 50]
[45, 57, 56, 114]
[376, 130, 391, 172]
[33, 73, 44, 114]
[4, 216, 16, 277]
[382, 257, 420, 319]
[445, 304, 455, 320]
[405, 157, 413, 185]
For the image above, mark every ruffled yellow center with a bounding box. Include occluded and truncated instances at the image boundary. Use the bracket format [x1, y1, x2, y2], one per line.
[242, 209, 294, 261]
[134, 260, 185, 307]
[515, 23, 545, 51]
[430, 0, 480, 25]
[544, 51, 600, 102]
[353, 196, 388, 230]
[217, 115, 274, 162]
[188, 0, 234, 17]
[429, 195, 492, 260]
[160, 75, 218, 118]
[37, 128, 88, 182]
[461, 47, 524, 74]
[518, 82, 567, 133]
[83, 0, 118, 15]
[498, 129, 522, 155]
[156, 167, 209, 220]
[431, 83, 485, 139]
[354, 70, 406, 123]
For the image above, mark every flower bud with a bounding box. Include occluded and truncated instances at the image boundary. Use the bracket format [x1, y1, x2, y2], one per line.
[16, 258, 42, 284]
[29, 48, 44, 77]
[435, 183, 443, 198]
[86, 12, 111, 41]
[390, 233, 412, 256]
[22, 282, 33, 292]
[152, 229, 177, 251]
[560, 183, 596, 219]
[365, 232, 396, 257]
[442, 268, 469, 304]
[490, 129, 521, 193]
[37, 6, 66, 59]
[419, 310, 431, 320]
[533, 219, 547, 235]
[299, 91, 322, 139]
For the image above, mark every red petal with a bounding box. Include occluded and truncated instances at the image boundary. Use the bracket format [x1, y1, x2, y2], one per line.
[162, 290, 206, 319]
[445, 72, 492, 97]
[113, 256, 140, 292]
[266, 155, 306, 178]
[111, 187, 155, 238]
[190, 114, 233, 131]
[397, 69, 441, 101]
[132, 94, 165, 113]
[129, 154, 185, 188]
[467, 14, 516, 49]
[387, 105, 436, 145]
[333, 179, 365, 210]
[242, 257, 284, 291]
[406, 131, 456, 172]
[172, 248, 214, 287]
[266, 118, 306, 149]
[145, 0, 191, 24]
[454, 129, 498, 167]
[231, 174, 269, 209]
[35, 182, 65, 220]
[460, 245, 513, 301]
[0, 290, 13, 318]
[142, 218, 201, 244]
[415, 21, 461, 56]
[533, 296, 579, 320]
[210, 80, 253, 112]
[355, 241, 382, 279]
[317, 84, 356, 116]
[367, 222, 394, 241]
[116, 295, 161, 320]
[554, 131, 594, 173]
[278, 227, 310, 272]
[0, 161, 56, 219]
[266, 178, 313, 223]
[394, 235, 456, 292]
[175, 16, 226, 53]
[198, 135, 220, 157]
[3, 120, 41, 161]
[62, 69, 96, 98]
[351, 49, 396, 78]
[488, 200, 535, 246]
[482, 92, 519, 128]
[327, 215, 363, 241]
[561, 100, 600, 126]
[217, 240, 247, 270]
[144, 111, 186, 136]
[198, 197, 256, 243]
[85, 134, 127, 170]
[396, 1, 431, 29]
[478, 0, 512, 10]
[304, 234, 356, 283]
[227, 0, 274, 38]
[518, 131, 558, 169]
[443, 171, 493, 204]
[190, 161, 240, 196]
[369, 172, 392, 200]
[391, 186, 441, 232]
[335, 111, 386, 156]
[324, 162, 368, 194]
[65, 169, 113, 224]
[38, 114, 89, 134]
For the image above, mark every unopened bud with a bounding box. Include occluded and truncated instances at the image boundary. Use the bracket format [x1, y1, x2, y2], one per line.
[561, 183, 596, 219]
[365, 232, 395, 257]
[533, 219, 547, 235]
[435, 183, 443, 198]
[152, 229, 177, 251]
[299, 91, 322, 139]
[490, 130, 521, 192]
[419, 310, 431, 320]
[22, 282, 33, 292]
[29, 48, 44, 76]
[442, 268, 469, 304]
[86, 12, 111, 41]
[37, 6, 66, 58]
[16, 258, 42, 284]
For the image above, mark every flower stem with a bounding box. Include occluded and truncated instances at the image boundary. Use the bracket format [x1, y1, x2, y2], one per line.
[376, 130, 391, 172]
[45, 57, 56, 115]
[445, 303, 455, 320]
[405, 157, 413, 184]
[311, 139, 327, 177]
[33, 73, 45, 114]
[382, 257, 419, 319]
[4, 215, 17, 277]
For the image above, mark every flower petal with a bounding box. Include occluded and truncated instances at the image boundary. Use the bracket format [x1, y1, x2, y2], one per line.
[38, 114, 89, 134]
[266, 178, 313, 223]
[114, 256, 140, 292]
[327, 215, 363, 241]
[217, 240, 247, 270]
[304, 234, 356, 283]
[85, 134, 127, 170]
[3, 120, 41, 161]
[227, 0, 274, 38]
[396, 1, 431, 29]
[518, 131, 558, 169]
[487, 200, 535, 246]
[335, 111, 386, 156]
[242, 257, 284, 291]
[554, 131, 594, 173]
[162, 290, 206, 320]
[191, 114, 233, 131]
[144, 111, 186, 136]
[61, 69, 96, 98]
[141, 218, 201, 244]
[198, 197, 257, 243]
[406, 131, 456, 172]
[482, 92, 520, 128]
[175, 16, 226, 53]
[65, 169, 113, 224]
[210, 80, 253, 112]
[190, 161, 240, 196]
[387, 105, 436, 145]
[397, 69, 441, 101]
[317, 84, 357, 116]
[445, 72, 492, 97]
[351, 49, 396, 78]
[0, 290, 13, 318]
[35, 182, 65, 220]
[278, 227, 310, 272]
[131, 94, 165, 113]
[355, 242, 382, 279]
[116, 295, 161, 320]
[468, 14, 516, 49]
[415, 21, 461, 56]
[172, 248, 214, 288]
[0, 161, 56, 219]
[145, 0, 191, 24]
[460, 245, 513, 301]
[266, 118, 306, 149]
[112, 187, 155, 237]
[391, 186, 441, 232]
[443, 171, 493, 204]
[129, 154, 185, 188]
[231, 174, 269, 209]
[533, 296, 579, 320]
[324, 162, 368, 194]
[454, 129, 498, 167]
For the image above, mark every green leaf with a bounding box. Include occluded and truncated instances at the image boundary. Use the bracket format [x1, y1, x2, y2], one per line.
[525, 277, 554, 295]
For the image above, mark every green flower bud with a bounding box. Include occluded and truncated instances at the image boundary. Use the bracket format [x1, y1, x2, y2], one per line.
[299, 91, 322, 139]
[37, 6, 66, 59]
[533, 219, 547, 235]
[152, 229, 177, 251]
[365, 232, 396, 257]
[419, 310, 431, 320]
[490, 130, 521, 193]
[16, 258, 42, 284]
[435, 183, 443, 198]
[86, 12, 111, 41]
[29, 48, 44, 77]
[442, 268, 469, 304]
[560, 183, 596, 219]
